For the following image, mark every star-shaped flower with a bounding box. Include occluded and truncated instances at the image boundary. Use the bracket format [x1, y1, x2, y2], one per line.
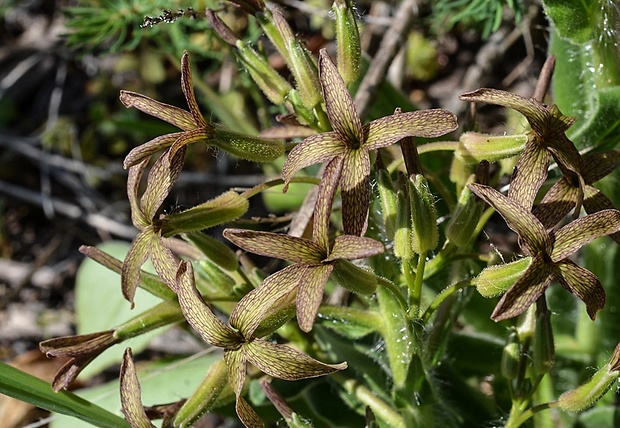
[174, 261, 346, 427]
[534, 150, 620, 243]
[225, 159, 384, 332]
[120, 51, 283, 169]
[468, 183, 620, 321]
[460, 88, 583, 211]
[283, 49, 457, 236]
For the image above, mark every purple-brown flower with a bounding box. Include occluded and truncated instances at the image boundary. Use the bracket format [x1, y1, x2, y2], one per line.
[283, 49, 457, 236]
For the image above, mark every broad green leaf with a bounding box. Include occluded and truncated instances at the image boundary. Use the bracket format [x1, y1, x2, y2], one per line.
[0, 362, 129, 428]
[75, 241, 168, 380]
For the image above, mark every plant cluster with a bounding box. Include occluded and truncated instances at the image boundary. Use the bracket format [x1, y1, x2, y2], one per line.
[2, 0, 620, 427]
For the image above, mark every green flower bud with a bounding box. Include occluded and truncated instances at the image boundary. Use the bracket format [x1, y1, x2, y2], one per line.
[533, 309, 555, 375]
[332, 260, 378, 295]
[456, 132, 527, 164]
[409, 174, 438, 254]
[446, 176, 484, 247]
[473, 257, 532, 298]
[161, 191, 249, 237]
[114, 300, 185, 341]
[559, 363, 620, 412]
[211, 127, 284, 162]
[334, 0, 361, 86]
[393, 175, 413, 259]
[501, 330, 521, 380]
[376, 167, 398, 240]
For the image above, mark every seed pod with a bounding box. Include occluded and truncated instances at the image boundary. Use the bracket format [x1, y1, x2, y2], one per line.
[333, 0, 361, 86]
[446, 175, 483, 247]
[393, 173, 412, 259]
[533, 309, 555, 375]
[408, 174, 438, 255]
[473, 257, 532, 298]
[501, 330, 521, 380]
[331, 260, 378, 295]
[376, 166, 398, 240]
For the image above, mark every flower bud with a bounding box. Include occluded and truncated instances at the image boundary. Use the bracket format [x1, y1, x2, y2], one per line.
[473, 257, 532, 298]
[375, 164, 398, 240]
[445, 175, 483, 247]
[501, 330, 521, 380]
[332, 260, 378, 295]
[456, 132, 526, 164]
[393, 174, 413, 259]
[211, 127, 285, 162]
[559, 356, 620, 412]
[533, 308, 555, 375]
[409, 174, 438, 254]
[333, 0, 361, 86]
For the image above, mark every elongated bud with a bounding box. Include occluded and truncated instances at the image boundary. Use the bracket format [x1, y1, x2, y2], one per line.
[211, 127, 284, 162]
[161, 191, 249, 237]
[393, 173, 413, 259]
[185, 232, 239, 272]
[272, 8, 321, 109]
[456, 132, 527, 164]
[446, 175, 483, 247]
[195, 259, 236, 295]
[473, 257, 532, 298]
[559, 343, 620, 412]
[334, 0, 361, 86]
[533, 307, 555, 375]
[375, 162, 398, 240]
[409, 174, 438, 254]
[332, 260, 378, 295]
[114, 300, 185, 341]
[173, 358, 229, 427]
[501, 330, 521, 380]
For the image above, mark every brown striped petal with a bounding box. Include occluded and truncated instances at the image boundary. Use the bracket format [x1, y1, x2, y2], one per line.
[120, 348, 156, 428]
[223, 229, 325, 263]
[119, 90, 196, 131]
[340, 148, 370, 236]
[553, 259, 606, 320]
[313, 157, 344, 250]
[326, 235, 384, 262]
[180, 51, 208, 128]
[533, 178, 579, 229]
[281, 132, 345, 185]
[507, 142, 550, 211]
[296, 264, 334, 332]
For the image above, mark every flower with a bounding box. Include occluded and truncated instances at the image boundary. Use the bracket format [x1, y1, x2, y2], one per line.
[468, 183, 620, 321]
[174, 261, 346, 427]
[283, 49, 457, 236]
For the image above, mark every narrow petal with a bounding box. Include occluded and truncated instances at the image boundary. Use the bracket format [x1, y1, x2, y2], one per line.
[491, 254, 553, 321]
[507, 142, 550, 211]
[139, 146, 186, 219]
[551, 209, 620, 261]
[224, 348, 247, 397]
[318, 49, 363, 148]
[533, 178, 579, 229]
[236, 397, 264, 428]
[340, 148, 370, 236]
[120, 90, 196, 131]
[546, 133, 582, 176]
[175, 261, 240, 348]
[230, 265, 302, 338]
[120, 348, 156, 428]
[151, 237, 179, 289]
[223, 229, 325, 263]
[468, 183, 550, 255]
[121, 230, 153, 306]
[326, 235, 384, 261]
[168, 127, 213, 162]
[313, 157, 344, 250]
[553, 259, 606, 320]
[180, 51, 208, 128]
[582, 150, 620, 183]
[296, 264, 333, 332]
[583, 187, 620, 244]
[127, 162, 150, 231]
[244, 339, 347, 380]
[124, 133, 180, 169]
[281, 132, 345, 184]
[364, 109, 458, 150]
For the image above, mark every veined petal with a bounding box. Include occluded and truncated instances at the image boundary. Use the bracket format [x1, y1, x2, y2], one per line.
[551, 209, 620, 261]
[236, 397, 264, 428]
[582, 150, 620, 183]
[318, 49, 363, 148]
[326, 235, 384, 261]
[175, 261, 240, 348]
[364, 109, 458, 150]
[281, 132, 345, 184]
[151, 237, 179, 289]
[140, 146, 185, 219]
[469, 183, 551, 255]
[169, 127, 213, 161]
[491, 254, 553, 321]
[180, 51, 208, 128]
[313, 157, 344, 250]
[120, 348, 156, 428]
[553, 259, 606, 320]
[123, 133, 180, 169]
[230, 265, 302, 338]
[533, 178, 579, 229]
[127, 160, 149, 228]
[296, 264, 334, 332]
[120, 90, 196, 131]
[546, 133, 582, 175]
[341, 148, 370, 236]
[121, 230, 153, 306]
[224, 348, 247, 398]
[583, 187, 620, 244]
[244, 339, 347, 380]
[507, 142, 550, 211]
[223, 229, 325, 263]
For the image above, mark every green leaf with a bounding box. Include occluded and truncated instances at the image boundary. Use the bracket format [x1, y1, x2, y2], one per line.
[75, 241, 168, 380]
[542, 0, 593, 44]
[0, 362, 129, 428]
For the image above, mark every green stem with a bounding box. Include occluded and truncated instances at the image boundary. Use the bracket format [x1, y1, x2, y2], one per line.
[417, 140, 460, 154]
[421, 279, 474, 324]
[423, 241, 456, 279]
[377, 276, 408, 312]
[240, 176, 320, 199]
[332, 373, 406, 428]
[507, 401, 559, 428]
[410, 253, 427, 319]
